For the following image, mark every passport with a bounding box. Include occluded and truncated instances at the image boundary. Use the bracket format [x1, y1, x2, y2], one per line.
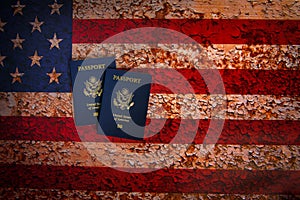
[70, 57, 116, 126]
[98, 69, 152, 140]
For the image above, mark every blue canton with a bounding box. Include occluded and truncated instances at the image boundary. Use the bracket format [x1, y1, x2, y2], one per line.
[0, 0, 72, 92]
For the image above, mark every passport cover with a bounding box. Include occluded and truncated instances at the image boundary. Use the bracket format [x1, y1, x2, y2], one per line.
[70, 57, 116, 126]
[98, 69, 152, 140]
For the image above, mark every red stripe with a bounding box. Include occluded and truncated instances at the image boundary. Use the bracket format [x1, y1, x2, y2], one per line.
[0, 164, 299, 194]
[132, 69, 300, 95]
[0, 116, 299, 145]
[72, 19, 300, 44]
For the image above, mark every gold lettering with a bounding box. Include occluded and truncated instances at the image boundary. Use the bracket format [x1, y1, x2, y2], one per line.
[93, 112, 98, 117]
[78, 64, 106, 71]
[86, 103, 101, 110]
[113, 113, 122, 118]
[117, 124, 123, 128]
[113, 113, 130, 123]
[113, 74, 141, 84]
[122, 115, 131, 119]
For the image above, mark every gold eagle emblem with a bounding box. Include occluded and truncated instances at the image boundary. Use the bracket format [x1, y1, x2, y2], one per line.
[83, 76, 102, 98]
[113, 88, 134, 110]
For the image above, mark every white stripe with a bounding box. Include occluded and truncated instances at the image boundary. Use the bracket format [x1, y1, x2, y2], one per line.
[73, 0, 300, 20]
[1, 140, 299, 170]
[0, 92, 299, 120]
[0, 188, 296, 199]
[72, 44, 300, 70]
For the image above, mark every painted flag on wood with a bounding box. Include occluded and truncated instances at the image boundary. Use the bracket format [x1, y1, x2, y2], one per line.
[0, 0, 300, 199]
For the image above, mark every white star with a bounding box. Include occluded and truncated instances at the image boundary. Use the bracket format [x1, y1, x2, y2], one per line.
[11, 33, 25, 49]
[49, 0, 63, 15]
[29, 16, 44, 33]
[10, 67, 24, 83]
[48, 33, 63, 49]
[47, 67, 62, 84]
[11, 0, 26, 16]
[0, 19, 7, 32]
[0, 53, 6, 67]
[29, 50, 43, 67]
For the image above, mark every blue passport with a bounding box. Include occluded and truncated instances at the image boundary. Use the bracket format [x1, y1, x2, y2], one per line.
[70, 57, 116, 126]
[98, 69, 152, 140]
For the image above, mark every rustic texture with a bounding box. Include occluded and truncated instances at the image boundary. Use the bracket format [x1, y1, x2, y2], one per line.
[0, 188, 299, 200]
[148, 94, 300, 120]
[72, 44, 300, 70]
[1, 140, 299, 170]
[1, 0, 299, 198]
[1, 92, 298, 120]
[1, 116, 299, 145]
[0, 92, 72, 117]
[73, 0, 300, 19]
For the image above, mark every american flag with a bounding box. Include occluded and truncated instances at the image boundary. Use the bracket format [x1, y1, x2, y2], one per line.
[0, 0, 299, 199]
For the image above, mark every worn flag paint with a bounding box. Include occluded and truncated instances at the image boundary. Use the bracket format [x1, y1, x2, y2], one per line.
[0, 0, 72, 92]
[0, 0, 299, 199]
